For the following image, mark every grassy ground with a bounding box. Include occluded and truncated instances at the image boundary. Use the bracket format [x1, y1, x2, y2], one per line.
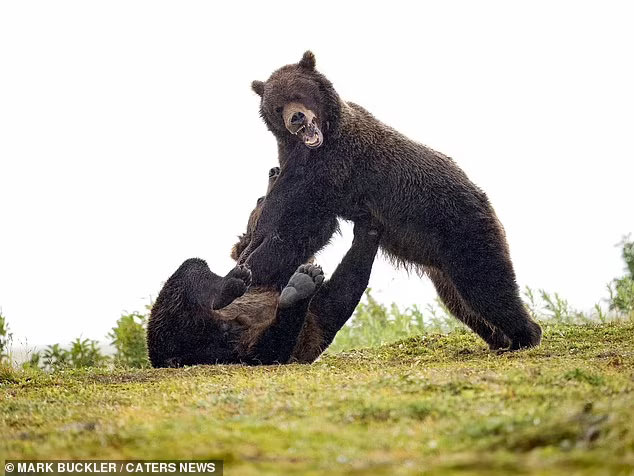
[1, 321, 634, 475]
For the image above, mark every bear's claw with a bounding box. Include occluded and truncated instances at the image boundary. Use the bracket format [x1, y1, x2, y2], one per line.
[509, 321, 542, 350]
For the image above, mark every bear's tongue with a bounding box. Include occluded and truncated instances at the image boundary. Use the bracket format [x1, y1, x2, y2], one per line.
[300, 122, 323, 149]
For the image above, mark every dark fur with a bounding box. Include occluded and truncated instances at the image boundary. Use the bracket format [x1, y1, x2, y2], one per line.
[147, 169, 381, 367]
[241, 51, 541, 351]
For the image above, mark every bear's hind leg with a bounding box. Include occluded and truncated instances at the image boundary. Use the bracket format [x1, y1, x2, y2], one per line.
[442, 242, 542, 350]
[279, 264, 325, 308]
[426, 267, 510, 350]
[212, 265, 252, 310]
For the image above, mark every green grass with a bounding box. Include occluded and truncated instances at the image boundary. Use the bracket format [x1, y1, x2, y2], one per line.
[2, 321, 634, 475]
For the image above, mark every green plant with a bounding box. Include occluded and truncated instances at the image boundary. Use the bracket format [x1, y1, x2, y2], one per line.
[608, 235, 634, 314]
[593, 303, 608, 323]
[108, 312, 149, 368]
[425, 299, 462, 333]
[68, 338, 108, 368]
[620, 235, 634, 278]
[539, 289, 587, 323]
[22, 351, 42, 371]
[41, 339, 107, 371]
[523, 286, 539, 320]
[608, 278, 634, 314]
[522, 287, 590, 324]
[0, 362, 19, 384]
[0, 311, 12, 364]
[42, 343, 70, 371]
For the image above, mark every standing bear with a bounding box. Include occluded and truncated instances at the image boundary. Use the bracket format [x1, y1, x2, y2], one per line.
[240, 51, 542, 351]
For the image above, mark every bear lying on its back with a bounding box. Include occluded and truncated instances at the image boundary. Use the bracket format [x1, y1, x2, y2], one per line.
[147, 168, 382, 367]
[240, 51, 541, 351]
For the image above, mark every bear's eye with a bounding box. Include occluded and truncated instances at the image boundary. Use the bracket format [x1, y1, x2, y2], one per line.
[275, 106, 283, 114]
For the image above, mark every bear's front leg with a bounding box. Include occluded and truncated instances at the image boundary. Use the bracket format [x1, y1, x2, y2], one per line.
[307, 219, 383, 350]
[240, 166, 338, 289]
[247, 264, 324, 364]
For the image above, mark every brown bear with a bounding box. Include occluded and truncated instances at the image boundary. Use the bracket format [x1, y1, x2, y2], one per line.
[146, 167, 382, 367]
[240, 51, 542, 351]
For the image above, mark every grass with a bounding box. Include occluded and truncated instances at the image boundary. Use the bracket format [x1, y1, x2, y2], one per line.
[2, 321, 634, 475]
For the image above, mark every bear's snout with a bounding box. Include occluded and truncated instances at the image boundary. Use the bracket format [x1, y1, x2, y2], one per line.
[283, 102, 323, 149]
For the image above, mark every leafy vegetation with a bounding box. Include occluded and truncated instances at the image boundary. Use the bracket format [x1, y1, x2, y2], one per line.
[620, 235, 634, 277]
[608, 235, 634, 314]
[38, 339, 108, 371]
[0, 310, 11, 364]
[329, 290, 459, 353]
[107, 311, 150, 368]
[16, 311, 150, 372]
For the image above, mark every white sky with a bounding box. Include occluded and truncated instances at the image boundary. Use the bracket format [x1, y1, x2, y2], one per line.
[1, 1, 633, 347]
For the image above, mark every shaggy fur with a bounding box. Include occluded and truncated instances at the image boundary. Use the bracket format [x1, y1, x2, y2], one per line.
[147, 168, 381, 367]
[241, 51, 541, 350]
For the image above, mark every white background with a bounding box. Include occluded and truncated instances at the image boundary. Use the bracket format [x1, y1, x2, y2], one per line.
[1, 1, 633, 346]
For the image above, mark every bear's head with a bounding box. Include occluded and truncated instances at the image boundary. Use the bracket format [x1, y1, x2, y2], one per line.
[251, 51, 341, 150]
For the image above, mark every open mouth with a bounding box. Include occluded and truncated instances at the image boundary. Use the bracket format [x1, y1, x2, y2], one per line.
[283, 102, 324, 149]
[295, 120, 323, 149]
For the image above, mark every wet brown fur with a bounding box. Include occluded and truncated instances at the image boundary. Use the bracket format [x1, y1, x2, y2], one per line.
[241, 51, 542, 351]
[212, 288, 324, 363]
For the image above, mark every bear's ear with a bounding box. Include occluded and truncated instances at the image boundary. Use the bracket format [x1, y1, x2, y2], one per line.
[251, 80, 265, 97]
[299, 50, 316, 70]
